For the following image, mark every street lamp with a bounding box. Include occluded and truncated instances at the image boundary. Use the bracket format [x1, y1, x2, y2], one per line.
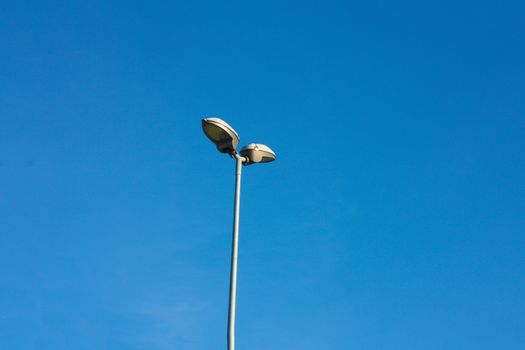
[201, 117, 276, 350]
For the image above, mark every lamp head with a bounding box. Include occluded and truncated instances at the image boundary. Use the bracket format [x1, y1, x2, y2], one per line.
[239, 143, 276, 165]
[201, 118, 240, 154]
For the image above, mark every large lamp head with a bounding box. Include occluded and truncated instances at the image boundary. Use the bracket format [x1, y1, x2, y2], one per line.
[239, 143, 276, 165]
[202, 118, 240, 154]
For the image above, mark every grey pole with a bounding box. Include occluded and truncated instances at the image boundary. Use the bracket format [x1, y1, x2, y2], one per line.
[228, 154, 244, 350]
[201, 118, 275, 350]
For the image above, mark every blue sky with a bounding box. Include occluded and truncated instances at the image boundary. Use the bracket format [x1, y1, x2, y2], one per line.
[1, 1, 524, 349]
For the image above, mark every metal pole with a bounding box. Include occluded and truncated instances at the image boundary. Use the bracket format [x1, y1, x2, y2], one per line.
[228, 155, 244, 350]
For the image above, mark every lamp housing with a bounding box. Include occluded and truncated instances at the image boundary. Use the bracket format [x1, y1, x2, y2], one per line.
[202, 118, 240, 154]
[239, 143, 276, 165]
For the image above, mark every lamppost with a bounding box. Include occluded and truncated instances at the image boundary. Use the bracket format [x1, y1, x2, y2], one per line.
[201, 117, 276, 350]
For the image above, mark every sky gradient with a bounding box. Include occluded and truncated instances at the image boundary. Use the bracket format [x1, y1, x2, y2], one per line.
[1, 1, 524, 349]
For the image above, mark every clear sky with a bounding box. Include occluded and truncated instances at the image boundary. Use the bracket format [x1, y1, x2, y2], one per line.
[1, 1, 524, 349]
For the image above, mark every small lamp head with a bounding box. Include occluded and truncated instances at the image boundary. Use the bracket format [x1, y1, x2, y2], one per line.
[239, 143, 276, 165]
